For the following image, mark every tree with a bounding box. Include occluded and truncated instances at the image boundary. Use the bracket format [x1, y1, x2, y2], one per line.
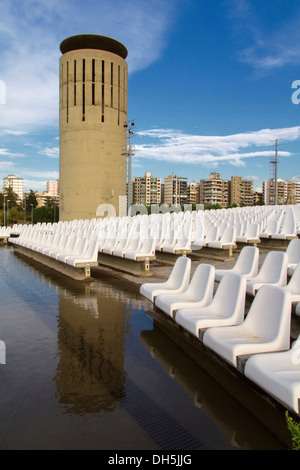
[3, 187, 19, 207]
[24, 190, 38, 221]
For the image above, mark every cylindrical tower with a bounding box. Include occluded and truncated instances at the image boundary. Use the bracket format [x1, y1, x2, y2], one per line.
[59, 34, 128, 221]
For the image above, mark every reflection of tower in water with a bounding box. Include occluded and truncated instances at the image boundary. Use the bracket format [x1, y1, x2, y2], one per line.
[54, 286, 128, 414]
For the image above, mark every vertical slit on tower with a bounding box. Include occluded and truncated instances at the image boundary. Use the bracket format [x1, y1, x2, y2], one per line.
[66, 61, 69, 123]
[74, 60, 77, 106]
[111, 62, 113, 108]
[118, 65, 120, 125]
[101, 60, 105, 122]
[82, 58, 85, 121]
[92, 58, 95, 105]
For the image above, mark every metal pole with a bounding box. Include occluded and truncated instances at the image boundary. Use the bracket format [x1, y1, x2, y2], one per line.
[7, 200, 10, 226]
[275, 140, 278, 205]
[3, 194, 6, 227]
[31, 204, 33, 225]
[127, 120, 134, 214]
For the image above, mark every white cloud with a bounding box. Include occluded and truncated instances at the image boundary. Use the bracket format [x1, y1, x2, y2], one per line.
[22, 170, 59, 180]
[39, 147, 59, 159]
[22, 179, 48, 193]
[0, 0, 178, 130]
[227, 0, 300, 73]
[0, 161, 15, 170]
[0, 148, 25, 158]
[135, 126, 300, 167]
[2, 130, 29, 136]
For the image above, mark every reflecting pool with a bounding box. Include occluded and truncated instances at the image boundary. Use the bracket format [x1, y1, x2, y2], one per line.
[0, 246, 289, 450]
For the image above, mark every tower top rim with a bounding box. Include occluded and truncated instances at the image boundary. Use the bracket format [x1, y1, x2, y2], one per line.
[60, 34, 128, 59]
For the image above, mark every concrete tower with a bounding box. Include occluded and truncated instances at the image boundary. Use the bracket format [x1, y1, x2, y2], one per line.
[59, 34, 128, 221]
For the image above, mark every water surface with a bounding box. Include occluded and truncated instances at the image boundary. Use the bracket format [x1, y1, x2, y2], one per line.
[0, 246, 289, 450]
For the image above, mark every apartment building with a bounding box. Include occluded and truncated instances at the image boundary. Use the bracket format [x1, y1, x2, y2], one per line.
[199, 172, 229, 207]
[3, 174, 24, 203]
[132, 171, 161, 206]
[163, 175, 188, 205]
[262, 179, 298, 205]
[47, 180, 59, 198]
[230, 176, 254, 206]
[187, 181, 199, 205]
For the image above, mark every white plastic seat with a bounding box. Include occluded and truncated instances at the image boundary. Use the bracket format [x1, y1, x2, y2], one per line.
[246, 250, 288, 296]
[215, 246, 259, 283]
[284, 262, 300, 303]
[244, 334, 300, 415]
[140, 256, 191, 303]
[286, 238, 300, 277]
[236, 223, 259, 243]
[203, 285, 292, 367]
[191, 213, 205, 250]
[114, 236, 142, 258]
[124, 238, 156, 260]
[176, 272, 246, 337]
[54, 236, 83, 262]
[204, 226, 220, 246]
[271, 217, 297, 240]
[66, 239, 99, 267]
[207, 227, 236, 249]
[259, 220, 280, 238]
[61, 238, 89, 265]
[154, 263, 215, 317]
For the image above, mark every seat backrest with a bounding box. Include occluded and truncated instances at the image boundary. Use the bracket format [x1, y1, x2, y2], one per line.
[186, 263, 215, 301]
[287, 262, 300, 295]
[167, 256, 191, 289]
[221, 227, 236, 243]
[234, 246, 259, 276]
[212, 272, 246, 319]
[258, 251, 288, 284]
[243, 285, 291, 344]
[246, 223, 259, 237]
[286, 238, 300, 264]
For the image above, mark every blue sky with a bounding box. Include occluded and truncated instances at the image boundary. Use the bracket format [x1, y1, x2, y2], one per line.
[0, 0, 299, 193]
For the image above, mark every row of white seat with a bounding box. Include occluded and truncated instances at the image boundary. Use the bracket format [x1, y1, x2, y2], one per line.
[9, 224, 100, 268]
[3, 204, 300, 260]
[140, 242, 300, 415]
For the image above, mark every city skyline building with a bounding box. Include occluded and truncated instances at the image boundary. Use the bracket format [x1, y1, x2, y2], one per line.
[132, 171, 161, 206]
[3, 174, 24, 203]
[163, 175, 188, 205]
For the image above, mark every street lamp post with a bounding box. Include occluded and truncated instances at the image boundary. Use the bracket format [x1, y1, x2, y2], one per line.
[124, 120, 135, 214]
[7, 200, 10, 226]
[3, 194, 6, 227]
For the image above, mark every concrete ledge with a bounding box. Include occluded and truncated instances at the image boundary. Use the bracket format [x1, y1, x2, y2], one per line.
[12, 244, 95, 281]
[236, 239, 261, 250]
[190, 245, 236, 262]
[259, 236, 297, 251]
[98, 252, 154, 277]
[155, 250, 191, 265]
